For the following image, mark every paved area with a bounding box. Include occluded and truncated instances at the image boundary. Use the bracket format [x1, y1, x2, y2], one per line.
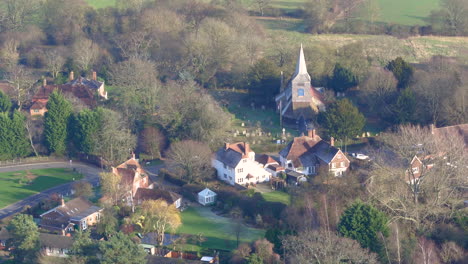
[0, 162, 103, 220]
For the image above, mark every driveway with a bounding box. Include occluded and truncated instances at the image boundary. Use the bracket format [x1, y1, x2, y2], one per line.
[0, 162, 103, 220]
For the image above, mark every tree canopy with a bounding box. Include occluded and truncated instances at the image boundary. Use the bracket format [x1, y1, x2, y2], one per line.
[7, 214, 40, 263]
[44, 90, 72, 155]
[329, 63, 358, 93]
[386, 57, 414, 89]
[318, 99, 366, 140]
[97, 232, 147, 264]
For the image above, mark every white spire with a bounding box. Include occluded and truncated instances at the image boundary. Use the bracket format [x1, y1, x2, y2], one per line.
[294, 44, 309, 77]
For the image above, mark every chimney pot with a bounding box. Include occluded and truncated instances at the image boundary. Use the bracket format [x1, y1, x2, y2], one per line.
[61, 196, 65, 207]
[330, 137, 334, 147]
[69, 71, 74, 81]
[430, 124, 435, 135]
[43, 78, 47, 86]
[92, 71, 97, 81]
[225, 143, 229, 150]
[308, 129, 316, 139]
[131, 152, 136, 160]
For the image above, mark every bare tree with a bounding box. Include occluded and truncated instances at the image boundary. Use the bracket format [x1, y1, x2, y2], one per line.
[44, 49, 66, 79]
[0, 36, 20, 69]
[72, 37, 99, 73]
[254, 0, 271, 16]
[100, 172, 123, 206]
[367, 125, 467, 229]
[113, 31, 155, 60]
[167, 140, 213, 183]
[4, 65, 36, 110]
[72, 181, 93, 198]
[440, 0, 468, 35]
[282, 230, 379, 264]
[3, 0, 41, 31]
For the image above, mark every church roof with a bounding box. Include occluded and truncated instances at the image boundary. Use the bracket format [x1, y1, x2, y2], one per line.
[293, 44, 311, 81]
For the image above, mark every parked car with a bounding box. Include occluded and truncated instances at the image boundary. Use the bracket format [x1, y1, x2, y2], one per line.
[351, 153, 370, 160]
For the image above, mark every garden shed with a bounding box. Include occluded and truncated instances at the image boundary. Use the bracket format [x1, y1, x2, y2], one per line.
[198, 188, 217, 206]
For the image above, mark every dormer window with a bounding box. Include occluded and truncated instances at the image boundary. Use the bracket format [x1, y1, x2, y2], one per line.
[298, 89, 304, 97]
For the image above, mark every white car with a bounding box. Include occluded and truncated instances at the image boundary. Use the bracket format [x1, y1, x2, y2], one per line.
[351, 153, 370, 160]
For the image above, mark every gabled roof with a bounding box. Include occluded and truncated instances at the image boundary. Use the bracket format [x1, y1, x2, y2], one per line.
[134, 188, 182, 204]
[66, 76, 103, 90]
[255, 154, 278, 166]
[215, 142, 252, 168]
[280, 135, 344, 166]
[41, 197, 102, 222]
[39, 233, 73, 249]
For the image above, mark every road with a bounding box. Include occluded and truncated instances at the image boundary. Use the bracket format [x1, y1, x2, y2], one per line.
[0, 162, 103, 220]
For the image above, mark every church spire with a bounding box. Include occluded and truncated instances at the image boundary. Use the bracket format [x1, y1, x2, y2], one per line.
[294, 44, 308, 77]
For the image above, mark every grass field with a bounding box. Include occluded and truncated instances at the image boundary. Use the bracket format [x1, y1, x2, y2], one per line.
[375, 0, 439, 25]
[260, 191, 291, 205]
[0, 168, 82, 208]
[85, 0, 116, 9]
[176, 207, 265, 251]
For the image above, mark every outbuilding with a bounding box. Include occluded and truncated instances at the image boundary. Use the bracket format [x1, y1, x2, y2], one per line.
[198, 188, 217, 206]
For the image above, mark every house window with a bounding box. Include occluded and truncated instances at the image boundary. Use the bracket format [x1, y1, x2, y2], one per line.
[238, 178, 244, 183]
[340, 162, 345, 167]
[224, 173, 227, 178]
[412, 167, 419, 173]
[33, 109, 39, 113]
[308, 166, 315, 174]
[298, 88, 304, 96]
[331, 163, 336, 169]
[243, 159, 247, 163]
[237, 168, 243, 173]
[337, 154, 342, 159]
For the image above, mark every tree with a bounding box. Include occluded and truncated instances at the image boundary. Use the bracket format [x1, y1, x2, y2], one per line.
[361, 67, 398, 119]
[367, 125, 467, 230]
[133, 199, 181, 246]
[100, 172, 123, 206]
[4, 65, 36, 110]
[247, 58, 281, 108]
[72, 37, 100, 73]
[252, 238, 281, 264]
[69, 229, 97, 263]
[7, 214, 40, 263]
[338, 201, 389, 254]
[0, 111, 31, 159]
[96, 207, 118, 238]
[254, 0, 271, 16]
[71, 109, 101, 154]
[246, 254, 263, 264]
[386, 57, 414, 89]
[167, 140, 213, 183]
[97, 232, 147, 264]
[44, 90, 72, 155]
[282, 230, 379, 264]
[72, 181, 93, 198]
[3, 0, 41, 31]
[44, 49, 66, 79]
[318, 99, 365, 142]
[0, 90, 12, 112]
[329, 63, 358, 93]
[138, 125, 166, 159]
[438, 0, 468, 36]
[394, 88, 416, 124]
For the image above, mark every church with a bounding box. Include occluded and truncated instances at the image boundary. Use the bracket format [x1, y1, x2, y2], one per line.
[275, 45, 326, 121]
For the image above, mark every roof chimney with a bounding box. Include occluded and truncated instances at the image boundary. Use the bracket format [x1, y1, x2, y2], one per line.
[43, 78, 47, 87]
[308, 129, 316, 139]
[224, 143, 229, 150]
[430, 124, 435, 135]
[61, 196, 65, 207]
[330, 137, 334, 146]
[92, 71, 97, 81]
[131, 152, 136, 160]
[69, 71, 74, 81]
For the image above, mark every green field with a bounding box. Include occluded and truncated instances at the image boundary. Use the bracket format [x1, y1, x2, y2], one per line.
[375, 0, 439, 25]
[176, 207, 265, 251]
[260, 191, 291, 205]
[85, 0, 116, 9]
[0, 168, 82, 208]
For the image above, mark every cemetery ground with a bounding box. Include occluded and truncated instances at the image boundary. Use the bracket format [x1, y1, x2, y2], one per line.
[175, 206, 265, 252]
[0, 168, 82, 209]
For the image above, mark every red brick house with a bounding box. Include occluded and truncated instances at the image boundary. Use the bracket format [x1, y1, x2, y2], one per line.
[279, 130, 350, 177]
[112, 154, 150, 200]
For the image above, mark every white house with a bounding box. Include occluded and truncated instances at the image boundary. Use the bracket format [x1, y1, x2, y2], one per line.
[279, 130, 350, 177]
[256, 154, 285, 177]
[213, 142, 271, 186]
[198, 188, 217, 206]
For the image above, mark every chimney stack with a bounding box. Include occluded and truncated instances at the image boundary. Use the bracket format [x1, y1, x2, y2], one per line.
[225, 143, 229, 150]
[43, 78, 47, 87]
[308, 129, 316, 139]
[69, 71, 74, 81]
[131, 152, 136, 160]
[92, 71, 97, 81]
[330, 137, 334, 146]
[61, 196, 65, 207]
[430, 124, 435, 135]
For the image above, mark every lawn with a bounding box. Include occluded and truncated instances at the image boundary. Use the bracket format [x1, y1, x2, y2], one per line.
[176, 207, 265, 251]
[85, 0, 116, 9]
[375, 0, 439, 25]
[0, 168, 82, 209]
[261, 191, 291, 205]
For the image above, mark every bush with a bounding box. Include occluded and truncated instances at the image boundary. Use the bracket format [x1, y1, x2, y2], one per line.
[181, 183, 204, 202]
[159, 168, 187, 186]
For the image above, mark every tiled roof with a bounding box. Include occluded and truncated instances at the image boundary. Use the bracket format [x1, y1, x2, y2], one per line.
[280, 135, 341, 166]
[255, 154, 278, 166]
[66, 76, 103, 90]
[42, 197, 102, 222]
[39, 233, 73, 249]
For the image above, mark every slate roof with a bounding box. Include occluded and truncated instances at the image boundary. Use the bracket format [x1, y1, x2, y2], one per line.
[67, 76, 103, 90]
[215, 142, 252, 168]
[266, 164, 285, 172]
[39, 233, 73, 249]
[255, 154, 278, 166]
[280, 135, 341, 167]
[41, 197, 102, 224]
[134, 188, 182, 204]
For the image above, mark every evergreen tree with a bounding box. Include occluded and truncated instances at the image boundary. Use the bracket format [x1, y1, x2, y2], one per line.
[97, 232, 147, 264]
[247, 58, 281, 108]
[394, 88, 416, 124]
[318, 99, 366, 141]
[72, 108, 101, 154]
[338, 201, 389, 254]
[44, 90, 72, 155]
[0, 112, 14, 159]
[0, 90, 12, 112]
[386, 57, 414, 89]
[7, 214, 40, 263]
[329, 63, 358, 93]
[0, 111, 30, 159]
[69, 229, 98, 263]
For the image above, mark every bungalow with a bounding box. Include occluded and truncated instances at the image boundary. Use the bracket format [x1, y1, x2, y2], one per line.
[213, 142, 271, 186]
[39, 233, 73, 257]
[279, 130, 350, 177]
[134, 188, 182, 209]
[40, 197, 103, 233]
